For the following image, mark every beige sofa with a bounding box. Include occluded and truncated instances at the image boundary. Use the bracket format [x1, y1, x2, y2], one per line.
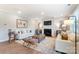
[55, 33, 79, 54]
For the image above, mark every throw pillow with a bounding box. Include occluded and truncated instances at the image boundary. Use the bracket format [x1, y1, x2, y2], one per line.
[61, 31, 68, 40]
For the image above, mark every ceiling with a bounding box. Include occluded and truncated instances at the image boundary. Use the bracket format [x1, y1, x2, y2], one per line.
[0, 4, 78, 18]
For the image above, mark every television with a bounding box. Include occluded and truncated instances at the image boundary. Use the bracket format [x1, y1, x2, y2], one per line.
[44, 20, 51, 25]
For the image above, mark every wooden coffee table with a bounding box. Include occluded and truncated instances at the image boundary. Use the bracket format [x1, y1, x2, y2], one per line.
[23, 38, 37, 48]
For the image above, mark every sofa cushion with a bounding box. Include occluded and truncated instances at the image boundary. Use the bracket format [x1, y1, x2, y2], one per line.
[68, 33, 79, 42]
[68, 33, 75, 42]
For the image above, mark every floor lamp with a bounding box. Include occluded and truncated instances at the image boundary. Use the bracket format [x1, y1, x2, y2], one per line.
[69, 16, 77, 54]
[64, 16, 77, 54]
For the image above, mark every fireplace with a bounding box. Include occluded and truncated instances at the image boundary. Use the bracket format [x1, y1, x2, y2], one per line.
[44, 29, 52, 36]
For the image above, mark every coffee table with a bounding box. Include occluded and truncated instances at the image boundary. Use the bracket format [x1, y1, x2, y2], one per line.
[23, 38, 37, 48]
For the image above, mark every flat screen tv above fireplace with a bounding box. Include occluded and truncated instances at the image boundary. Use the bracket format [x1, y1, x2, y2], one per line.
[44, 20, 51, 25]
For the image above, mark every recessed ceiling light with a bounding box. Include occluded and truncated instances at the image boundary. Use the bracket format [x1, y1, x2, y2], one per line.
[41, 12, 45, 15]
[18, 11, 22, 14]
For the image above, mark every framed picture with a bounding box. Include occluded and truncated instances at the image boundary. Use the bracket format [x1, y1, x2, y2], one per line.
[16, 19, 28, 28]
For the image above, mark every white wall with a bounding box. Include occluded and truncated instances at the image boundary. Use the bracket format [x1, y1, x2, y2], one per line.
[0, 12, 19, 42]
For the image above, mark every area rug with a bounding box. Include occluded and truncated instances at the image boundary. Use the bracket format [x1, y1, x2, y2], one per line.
[15, 37, 55, 54]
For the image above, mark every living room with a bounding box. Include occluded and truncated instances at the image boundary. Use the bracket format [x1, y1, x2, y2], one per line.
[0, 4, 79, 54]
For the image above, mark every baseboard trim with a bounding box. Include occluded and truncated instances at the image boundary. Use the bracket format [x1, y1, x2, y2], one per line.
[0, 39, 8, 42]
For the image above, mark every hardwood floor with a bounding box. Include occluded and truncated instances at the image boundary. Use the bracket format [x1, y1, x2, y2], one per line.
[0, 38, 60, 54]
[0, 41, 42, 54]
